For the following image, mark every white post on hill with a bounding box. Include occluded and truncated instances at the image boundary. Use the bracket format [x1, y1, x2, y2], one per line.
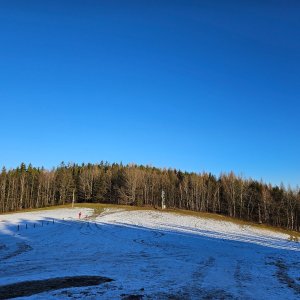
[72, 189, 75, 208]
[161, 190, 166, 210]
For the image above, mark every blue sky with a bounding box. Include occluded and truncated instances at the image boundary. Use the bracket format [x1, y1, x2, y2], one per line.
[0, 1, 299, 187]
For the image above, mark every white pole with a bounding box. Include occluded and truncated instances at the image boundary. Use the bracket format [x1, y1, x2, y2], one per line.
[72, 189, 75, 208]
[161, 190, 166, 210]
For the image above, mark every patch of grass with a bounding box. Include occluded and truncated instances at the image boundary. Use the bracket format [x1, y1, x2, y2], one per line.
[289, 235, 299, 243]
[0, 202, 141, 216]
[0, 204, 73, 215]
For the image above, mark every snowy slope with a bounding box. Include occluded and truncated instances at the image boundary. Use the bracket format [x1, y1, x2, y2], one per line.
[0, 207, 300, 299]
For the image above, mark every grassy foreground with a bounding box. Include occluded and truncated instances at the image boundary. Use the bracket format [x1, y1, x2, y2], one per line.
[1, 202, 299, 240]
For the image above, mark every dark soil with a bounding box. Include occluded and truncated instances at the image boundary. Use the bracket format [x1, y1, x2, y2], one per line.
[0, 275, 113, 299]
[121, 294, 144, 300]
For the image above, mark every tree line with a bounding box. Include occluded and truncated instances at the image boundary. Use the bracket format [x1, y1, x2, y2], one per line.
[0, 162, 299, 232]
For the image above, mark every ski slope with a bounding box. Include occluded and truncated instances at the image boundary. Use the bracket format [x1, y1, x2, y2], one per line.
[0, 207, 300, 299]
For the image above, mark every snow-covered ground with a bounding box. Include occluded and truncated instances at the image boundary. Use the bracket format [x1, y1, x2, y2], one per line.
[0, 207, 300, 299]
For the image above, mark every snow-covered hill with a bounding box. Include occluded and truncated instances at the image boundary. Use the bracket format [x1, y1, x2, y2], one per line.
[0, 207, 299, 299]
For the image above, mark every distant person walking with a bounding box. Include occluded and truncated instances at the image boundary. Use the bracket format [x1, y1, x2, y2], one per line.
[79, 212, 82, 219]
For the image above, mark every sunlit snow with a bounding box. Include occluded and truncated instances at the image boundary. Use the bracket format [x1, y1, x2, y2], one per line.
[0, 208, 299, 299]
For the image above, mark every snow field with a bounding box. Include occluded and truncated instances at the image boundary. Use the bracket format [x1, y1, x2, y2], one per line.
[0, 207, 299, 299]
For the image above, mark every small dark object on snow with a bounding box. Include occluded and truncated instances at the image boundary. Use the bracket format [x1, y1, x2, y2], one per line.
[121, 294, 144, 300]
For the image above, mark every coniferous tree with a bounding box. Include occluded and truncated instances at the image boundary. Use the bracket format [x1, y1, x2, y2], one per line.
[0, 162, 299, 231]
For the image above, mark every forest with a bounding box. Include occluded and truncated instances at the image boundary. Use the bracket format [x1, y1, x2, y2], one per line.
[0, 162, 299, 232]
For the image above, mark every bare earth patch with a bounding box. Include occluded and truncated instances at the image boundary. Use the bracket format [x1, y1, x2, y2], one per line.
[0, 275, 113, 299]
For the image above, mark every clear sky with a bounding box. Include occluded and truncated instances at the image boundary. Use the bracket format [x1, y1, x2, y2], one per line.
[0, 1, 299, 187]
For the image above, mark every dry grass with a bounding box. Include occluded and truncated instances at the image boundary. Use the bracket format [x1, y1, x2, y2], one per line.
[0, 204, 73, 215]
